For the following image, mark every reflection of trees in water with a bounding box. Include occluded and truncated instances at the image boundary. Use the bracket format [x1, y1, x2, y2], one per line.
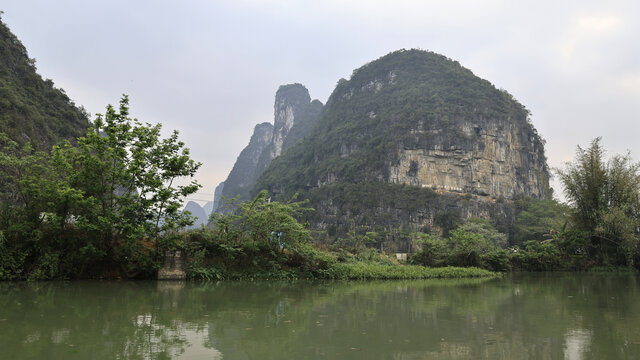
[0, 281, 219, 359]
[0, 275, 639, 359]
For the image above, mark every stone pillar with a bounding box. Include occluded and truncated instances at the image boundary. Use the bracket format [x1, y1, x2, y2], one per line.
[158, 250, 186, 280]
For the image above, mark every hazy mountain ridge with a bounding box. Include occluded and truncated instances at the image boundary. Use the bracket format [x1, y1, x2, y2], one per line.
[183, 201, 207, 229]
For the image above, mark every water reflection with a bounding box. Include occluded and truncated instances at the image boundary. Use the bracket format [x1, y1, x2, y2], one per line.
[0, 274, 639, 359]
[564, 328, 591, 360]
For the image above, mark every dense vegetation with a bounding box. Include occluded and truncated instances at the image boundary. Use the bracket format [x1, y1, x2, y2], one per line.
[0, 97, 494, 280]
[0, 15, 88, 149]
[0, 96, 201, 279]
[187, 136, 640, 280]
[1, 108, 637, 279]
[180, 191, 495, 280]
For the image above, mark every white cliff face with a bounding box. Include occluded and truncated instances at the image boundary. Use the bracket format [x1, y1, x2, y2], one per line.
[256, 83, 315, 172]
[388, 119, 548, 199]
[271, 103, 296, 157]
[219, 83, 322, 205]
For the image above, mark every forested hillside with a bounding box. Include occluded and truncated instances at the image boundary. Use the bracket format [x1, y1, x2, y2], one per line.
[0, 15, 88, 149]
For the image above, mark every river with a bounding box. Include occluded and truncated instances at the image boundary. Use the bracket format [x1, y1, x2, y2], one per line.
[1, 273, 638, 359]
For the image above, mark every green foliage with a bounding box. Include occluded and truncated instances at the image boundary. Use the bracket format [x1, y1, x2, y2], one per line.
[0, 16, 88, 149]
[181, 196, 497, 281]
[182, 194, 320, 280]
[512, 197, 569, 245]
[511, 241, 562, 271]
[325, 263, 496, 280]
[407, 217, 598, 272]
[458, 218, 507, 248]
[558, 137, 640, 267]
[409, 233, 447, 267]
[209, 190, 312, 249]
[448, 228, 495, 267]
[254, 49, 550, 235]
[334, 226, 379, 251]
[0, 96, 201, 279]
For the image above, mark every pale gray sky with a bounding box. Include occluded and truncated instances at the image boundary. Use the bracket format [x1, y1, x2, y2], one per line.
[2, 1, 639, 202]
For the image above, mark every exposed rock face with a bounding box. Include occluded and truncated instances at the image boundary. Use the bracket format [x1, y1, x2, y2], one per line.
[255, 49, 551, 249]
[218, 122, 274, 205]
[271, 84, 311, 157]
[389, 117, 548, 199]
[255, 84, 320, 175]
[217, 84, 323, 209]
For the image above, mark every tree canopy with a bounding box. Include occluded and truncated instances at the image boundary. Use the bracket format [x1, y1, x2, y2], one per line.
[558, 137, 640, 266]
[0, 96, 201, 279]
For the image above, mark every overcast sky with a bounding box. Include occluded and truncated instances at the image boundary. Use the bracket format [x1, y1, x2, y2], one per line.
[2, 1, 639, 203]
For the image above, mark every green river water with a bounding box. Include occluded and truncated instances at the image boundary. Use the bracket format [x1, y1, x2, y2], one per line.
[1, 273, 639, 359]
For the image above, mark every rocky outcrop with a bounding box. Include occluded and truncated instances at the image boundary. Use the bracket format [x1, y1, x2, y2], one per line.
[254, 84, 321, 175]
[389, 116, 548, 199]
[217, 84, 323, 209]
[255, 49, 551, 248]
[218, 122, 274, 205]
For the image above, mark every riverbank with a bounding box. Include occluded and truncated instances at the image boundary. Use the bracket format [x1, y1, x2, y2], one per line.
[181, 230, 497, 281]
[187, 262, 497, 281]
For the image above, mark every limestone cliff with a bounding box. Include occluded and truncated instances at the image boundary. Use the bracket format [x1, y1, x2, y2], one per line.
[254, 84, 321, 175]
[389, 114, 548, 199]
[217, 84, 323, 209]
[255, 49, 551, 248]
[219, 122, 273, 205]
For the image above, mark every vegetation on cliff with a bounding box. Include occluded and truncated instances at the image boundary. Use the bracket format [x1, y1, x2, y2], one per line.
[409, 138, 640, 272]
[258, 50, 548, 191]
[219, 84, 323, 206]
[0, 15, 89, 149]
[254, 49, 551, 244]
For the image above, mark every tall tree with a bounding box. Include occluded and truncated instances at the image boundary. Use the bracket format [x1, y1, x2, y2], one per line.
[0, 95, 202, 278]
[558, 138, 640, 266]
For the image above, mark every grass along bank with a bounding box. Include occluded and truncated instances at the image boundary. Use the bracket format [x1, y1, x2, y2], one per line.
[180, 227, 497, 281]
